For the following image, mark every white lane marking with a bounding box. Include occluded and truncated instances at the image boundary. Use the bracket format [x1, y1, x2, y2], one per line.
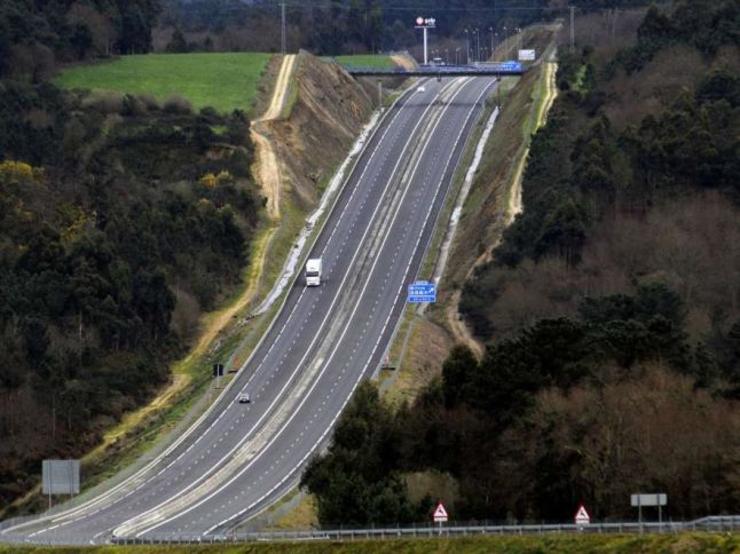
[201, 78, 498, 535]
[3, 80, 429, 540]
[114, 81, 457, 539]
[139, 78, 477, 538]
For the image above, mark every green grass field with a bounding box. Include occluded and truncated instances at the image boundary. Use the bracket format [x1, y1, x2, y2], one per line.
[0, 533, 737, 554]
[333, 55, 396, 68]
[55, 53, 272, 113]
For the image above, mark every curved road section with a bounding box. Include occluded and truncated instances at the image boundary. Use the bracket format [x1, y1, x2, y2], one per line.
[1, 76, 497, 545]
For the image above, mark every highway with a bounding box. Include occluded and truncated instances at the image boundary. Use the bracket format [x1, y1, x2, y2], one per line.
[0, 75, 497, 545]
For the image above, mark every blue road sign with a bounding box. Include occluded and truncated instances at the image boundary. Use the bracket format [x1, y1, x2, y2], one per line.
[408, 281, 436, 303]
[499, 61, 523, 72]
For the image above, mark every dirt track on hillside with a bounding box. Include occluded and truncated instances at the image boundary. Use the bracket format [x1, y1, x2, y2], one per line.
[252, 54, 297, 219]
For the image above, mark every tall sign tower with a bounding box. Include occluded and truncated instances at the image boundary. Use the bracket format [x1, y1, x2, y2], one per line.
[415, 17, 436, 65]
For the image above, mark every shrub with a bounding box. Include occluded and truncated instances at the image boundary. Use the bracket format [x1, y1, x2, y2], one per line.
[122, 94, 147, 117]
[81, 90, 124, 114]
[163, 95, 193, 114]
[138, 93, 160, 111]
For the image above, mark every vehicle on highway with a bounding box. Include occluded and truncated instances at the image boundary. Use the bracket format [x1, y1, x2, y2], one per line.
[417, 85, 426, 92]
[306, 258, 322, 286]
[237, 392, 251, 404]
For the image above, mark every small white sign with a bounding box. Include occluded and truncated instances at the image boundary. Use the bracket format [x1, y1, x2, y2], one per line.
[433, 502, 448, 522]
[574, 504, 591, 525]
[518, 49, 536, 61]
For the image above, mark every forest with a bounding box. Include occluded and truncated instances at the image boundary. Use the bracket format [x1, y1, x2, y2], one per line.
[156, 0, 655, 55]
[302, 0, 740, 526]
[0, 1, 162, 81]
[0, 0, 262, 508]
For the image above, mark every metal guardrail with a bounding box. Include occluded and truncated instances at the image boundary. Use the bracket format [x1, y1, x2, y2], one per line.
[112, 516, 740, 545]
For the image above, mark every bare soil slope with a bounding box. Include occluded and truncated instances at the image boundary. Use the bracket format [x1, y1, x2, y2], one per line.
[258, 51, 377, 211]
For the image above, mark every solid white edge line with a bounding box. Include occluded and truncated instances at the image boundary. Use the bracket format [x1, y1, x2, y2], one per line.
[113, 80, 455, 538]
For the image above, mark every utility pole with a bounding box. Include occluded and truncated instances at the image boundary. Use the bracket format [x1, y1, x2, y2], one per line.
[281, 2, 286, 55]
[570, 6, 575, 53]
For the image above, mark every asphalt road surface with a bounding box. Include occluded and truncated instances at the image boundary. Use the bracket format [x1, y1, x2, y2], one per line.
[0, 75, 498, 545]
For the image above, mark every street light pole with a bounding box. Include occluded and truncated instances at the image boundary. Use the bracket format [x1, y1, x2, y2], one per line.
[464, 28, 470, 64]
[476, 28, 481, 62]
[280, 2, 286, 55]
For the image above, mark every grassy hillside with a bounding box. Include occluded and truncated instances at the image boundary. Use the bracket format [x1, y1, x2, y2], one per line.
[55, 53, 272, 113]
[0, 533, 737, 554]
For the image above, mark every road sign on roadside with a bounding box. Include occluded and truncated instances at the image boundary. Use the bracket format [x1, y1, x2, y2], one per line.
[631, 493, 667, 507]
[518, 49, 536, 61]
[631, 492, 667, 524]
[408, 281, 436, 303]
[42, 459, 80, 509]
[574, 504, 591, 526]
[433, 502, 448, 523]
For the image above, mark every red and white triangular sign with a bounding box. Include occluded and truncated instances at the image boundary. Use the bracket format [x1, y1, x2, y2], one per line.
[574, 504, 591, 525]
[433, 502, 448, 522]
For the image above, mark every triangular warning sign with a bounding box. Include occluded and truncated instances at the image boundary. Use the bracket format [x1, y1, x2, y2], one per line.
[574, 504, 591, 524]
[433, 502, 448, 521]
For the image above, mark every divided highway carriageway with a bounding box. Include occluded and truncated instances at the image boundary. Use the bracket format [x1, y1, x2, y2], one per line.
[1, 75, 498, 545]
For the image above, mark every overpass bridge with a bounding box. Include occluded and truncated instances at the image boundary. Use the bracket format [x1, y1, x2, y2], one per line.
[345, 62, 526, 77]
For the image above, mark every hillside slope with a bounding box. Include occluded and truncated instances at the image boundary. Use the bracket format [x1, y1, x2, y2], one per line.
[256, 50, 377, 212]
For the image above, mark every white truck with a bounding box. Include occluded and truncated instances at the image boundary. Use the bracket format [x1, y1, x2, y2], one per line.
[305, 258, 322, 286]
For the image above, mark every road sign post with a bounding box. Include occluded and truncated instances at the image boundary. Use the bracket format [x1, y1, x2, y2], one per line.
[407, 281, 436, 303]
[43, 459, 80, 509]
[574, 504, 591, 528]
[433, 501, 448, 534]
[415, 17, 436, 65]
[631, 493, 667, 527]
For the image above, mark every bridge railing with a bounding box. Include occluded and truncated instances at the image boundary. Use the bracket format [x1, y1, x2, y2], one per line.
[342, 63, 526, 77]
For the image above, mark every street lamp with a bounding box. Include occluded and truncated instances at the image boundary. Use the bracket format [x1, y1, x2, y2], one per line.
[516, 27, 523, 54]
[464, 28, 470, 64]
[473, 27, 479, 63]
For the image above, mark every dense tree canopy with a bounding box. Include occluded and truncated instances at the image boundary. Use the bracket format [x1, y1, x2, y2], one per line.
[0, 0, 162, 79]
[0, 80, 260, 508]
[159, 0, 655, 55]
